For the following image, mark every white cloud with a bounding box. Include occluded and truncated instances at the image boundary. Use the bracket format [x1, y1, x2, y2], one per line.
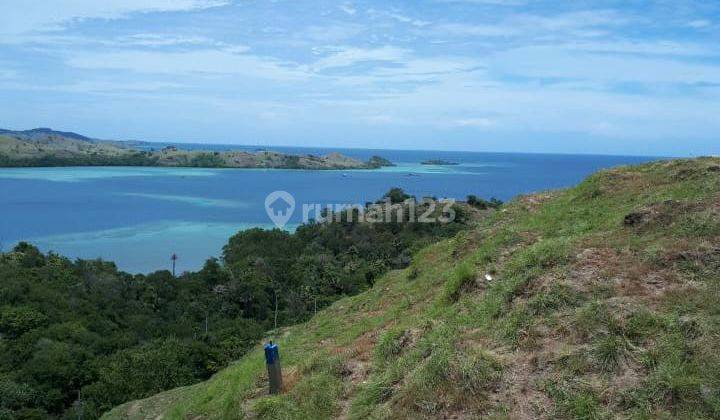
[431, 9, 630, 40]
[490, 45, 720, 84]
[384, 13, 431, 27]
[0, 80, 189, 95]
[367, 9, 431, 27]
[455, 118, 495, 127]
[688, 20, 711, 29]
[433, 23, 517, 37]
[324, 55, 484, 89]
[437, 0, 526, 5]
[563, 40, 719, 57]
[0, 0, 229, 35]
[118, 33, 219, 47]
[515, 10, 628, 31]
[66, 48, 308, 81]
[313, 46, 408, 70]
[334, 71, 720, 141]
[302, 24, 365, 43]
[339, 3, 357, 15]
[371, 57, 483, 81]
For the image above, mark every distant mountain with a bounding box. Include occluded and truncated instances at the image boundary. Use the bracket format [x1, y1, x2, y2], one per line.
[0, 127, 95, 142]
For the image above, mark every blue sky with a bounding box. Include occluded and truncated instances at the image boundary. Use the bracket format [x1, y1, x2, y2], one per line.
[0, 0, 718, 156]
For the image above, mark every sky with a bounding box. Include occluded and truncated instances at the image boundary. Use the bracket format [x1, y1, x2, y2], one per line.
[0, 0, 718, 156]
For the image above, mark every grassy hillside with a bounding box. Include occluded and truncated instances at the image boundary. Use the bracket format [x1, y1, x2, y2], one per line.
[105, 157, 720, 419]
[0, 134, 132, 158]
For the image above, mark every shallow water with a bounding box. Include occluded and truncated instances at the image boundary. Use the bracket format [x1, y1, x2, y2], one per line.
[0, 148, 659, 273]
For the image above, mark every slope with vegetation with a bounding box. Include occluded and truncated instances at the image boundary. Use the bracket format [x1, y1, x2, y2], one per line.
[105, 157, 720, 419]
[0, 192, 479, 419]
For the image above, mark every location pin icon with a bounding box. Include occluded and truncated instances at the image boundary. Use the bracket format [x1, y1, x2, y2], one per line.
[265, 191, 295, 229]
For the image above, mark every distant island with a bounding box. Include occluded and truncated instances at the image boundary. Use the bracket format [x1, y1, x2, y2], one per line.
[420, 159, 459, 165]
[0, 128, 394, 170]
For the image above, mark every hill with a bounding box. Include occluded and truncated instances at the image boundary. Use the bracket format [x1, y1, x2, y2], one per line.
[105, 157, 720, 419]
[0, 127, 95, 142]
[0, 128, 391, 170]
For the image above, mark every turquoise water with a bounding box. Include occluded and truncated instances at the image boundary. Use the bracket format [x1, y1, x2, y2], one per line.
[24, 221, 282, 274]
[0, 149, 658, 273]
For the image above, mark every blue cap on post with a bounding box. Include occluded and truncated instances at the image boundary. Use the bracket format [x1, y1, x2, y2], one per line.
[264, 342, 279, 365]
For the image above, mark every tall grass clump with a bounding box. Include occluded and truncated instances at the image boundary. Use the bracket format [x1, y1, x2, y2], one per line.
[442, 261, 476, 303]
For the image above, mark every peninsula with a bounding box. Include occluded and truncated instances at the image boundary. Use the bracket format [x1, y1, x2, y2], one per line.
[0, 128, 393, 170]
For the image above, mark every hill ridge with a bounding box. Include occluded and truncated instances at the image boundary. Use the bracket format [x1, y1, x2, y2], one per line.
[0, 127, 94, 142]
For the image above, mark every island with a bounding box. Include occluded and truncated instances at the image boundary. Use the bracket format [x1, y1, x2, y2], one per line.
[0, 128, 394, 170]
[420, 159, 459, 165]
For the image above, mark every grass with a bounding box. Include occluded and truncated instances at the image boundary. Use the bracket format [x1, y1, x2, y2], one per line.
[104, 157, 720, 419]
[441, 260, 476, 303]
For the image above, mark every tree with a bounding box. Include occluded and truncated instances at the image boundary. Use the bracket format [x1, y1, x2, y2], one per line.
[0, 306, 48, 338]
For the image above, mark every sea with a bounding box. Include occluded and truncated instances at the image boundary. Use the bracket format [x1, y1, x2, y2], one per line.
[0, 146, 660, 274]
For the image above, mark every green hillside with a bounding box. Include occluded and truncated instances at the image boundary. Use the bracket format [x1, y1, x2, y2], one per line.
[105, 157, 720, 419]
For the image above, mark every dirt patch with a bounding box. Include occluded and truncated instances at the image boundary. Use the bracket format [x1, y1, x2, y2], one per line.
[281, 366, 301, 393]
[567, 247, 624, 292]
[488, 349, 554, 419]
[609, 359, 644, 391]
[570, 245, 694, 304]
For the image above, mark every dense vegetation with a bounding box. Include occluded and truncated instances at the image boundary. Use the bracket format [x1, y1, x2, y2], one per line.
[0, 151, 161, 168]
[105, 158, 720, 420]
[0, 150, 390, 170]
[0, 190, 483, 419]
